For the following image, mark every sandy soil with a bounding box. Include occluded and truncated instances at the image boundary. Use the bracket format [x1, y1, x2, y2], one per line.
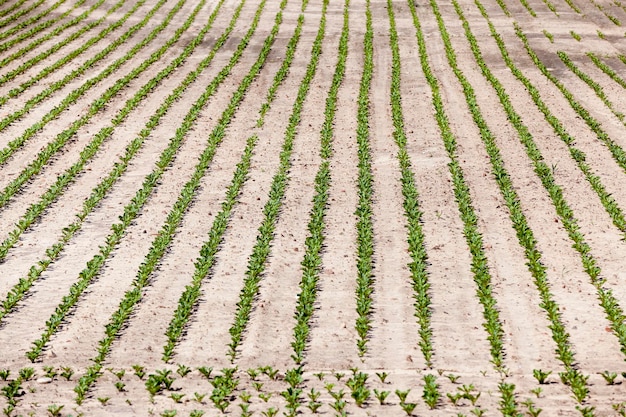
[0, 0, 625, 415]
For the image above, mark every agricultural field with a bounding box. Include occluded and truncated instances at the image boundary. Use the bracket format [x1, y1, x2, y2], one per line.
[0, 0, 626, 414]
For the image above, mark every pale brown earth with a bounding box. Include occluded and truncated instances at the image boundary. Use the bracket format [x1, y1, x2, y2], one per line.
[0, 0, 625, 415]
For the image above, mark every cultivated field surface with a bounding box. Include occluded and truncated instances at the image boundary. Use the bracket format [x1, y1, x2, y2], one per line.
[0, 0, 625, 414]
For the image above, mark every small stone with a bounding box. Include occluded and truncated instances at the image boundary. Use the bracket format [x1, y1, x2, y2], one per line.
[37, 377, 53, 384]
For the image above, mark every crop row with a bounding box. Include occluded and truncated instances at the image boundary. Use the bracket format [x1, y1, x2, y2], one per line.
[467, 0, 581, 378]
[515, 24, 626, 179]
[0, 0, 29, 21]
[226, 0, 328, 362]
[72, 0, 296, 400]
[353, 0, 377, 361]
[256, 12, 306, 126]
[0, 0, 51, 36]
[291, 0, 349, 364]
[22, 2, 262, 360]
[417, 0, 532, 412]
[513, 22, 626, 363]
[588, 0, 622, 25]
[558, 52, 625, 128]
[587, 53, 626, 90]
[449, 0, 593, 408]
[0, 0, 189, 259]
[479, 24, 626, 267]
[0, 0, 94, 57]
[386, 0, 435, 367]
[469, 0, 626, 409]
[420, 0, 506, 371]
[0, 0, 126, 88]
[0, 0, 244, 324]
[0, 0, 173, 192]
[162, 0, 304, 363]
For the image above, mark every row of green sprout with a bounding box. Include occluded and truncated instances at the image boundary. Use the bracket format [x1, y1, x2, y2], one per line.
[513, 22, 626, 362]
[0, 0, 177, 207]
[0, 0, 239, 326]
[226, 0, 326, 362]
[0, 0, 94, 57]
[71, 0, 283, 401]
[163, 0, 303, 363]
[291, 0, 349, 364]
[0, 0, 132, 95]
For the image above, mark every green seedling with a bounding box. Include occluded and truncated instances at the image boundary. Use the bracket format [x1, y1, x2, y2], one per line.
[60, 367, 73, 381]
[576, 405, 595, 417]
[447, 392, 462, 405]
[330, 399, 346, 413]
[261, 408, 277, 417]
[284, 367, 303, 388]
[239, 403, 251, 417]
[530, 387, 542, 398]
[170, 393, 184, 403]
[395, 389, 410, 403]
[193, 392, 206, 403]
[313, 372, 324, 381]
[0, 370, 9, 381]
[161, 410, 177, 417]
[19, 368, 35, 381]
[471, 408, 486, 416]
[613, 402, 626, 416]
[43, 366, 57, 379]
[177, 364, 191, 378]
[447, 374, 460, 383]
[351, 386, 370, 407]
[533, 369, 551, 384]
[239, 391, 251, 403]
[197, 367, 212, 380]
[246, 368, 259, 380]
[376, 371, 389, 383]
[2, 380, 24, 406]
[132, 365, 145, 379]
[423, 374, 440, 409]
[329, 389, 345, 401]
[258, 392, 271, 402]
[190, 411, 204, 417]
[542, 29, 554, 43]
[374, 388, 390, 404]
[458, 385, 480, 405]
[98, 397, 110, 405]
[115, 381, 126, 392]
[400, 402, 417, 415]
[109, 368, 125, 380]
[307, 401, 322, 413]
[600, 370, 618, 385]
[526, 403, 543, 417]
[47, 404, 63, 417]
[252, 381, 263, 391]
[260, 366, 278, 380]
[308, 388, 320, 402]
